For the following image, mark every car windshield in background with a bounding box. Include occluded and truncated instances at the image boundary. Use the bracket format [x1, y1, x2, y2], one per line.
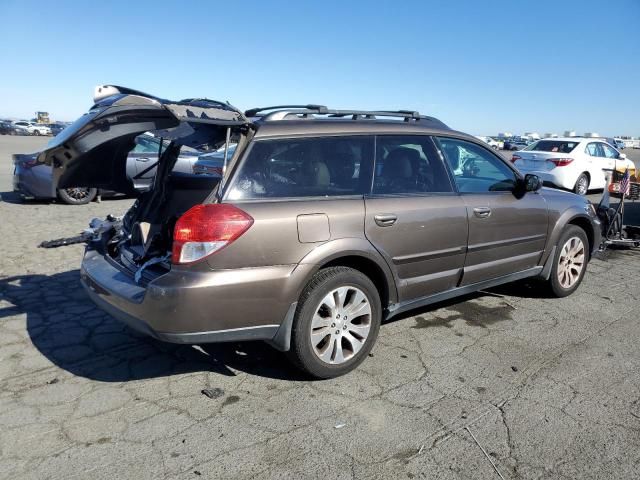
[526, 140, 579, 153]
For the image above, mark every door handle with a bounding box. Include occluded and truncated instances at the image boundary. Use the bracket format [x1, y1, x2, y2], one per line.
[473, 207, 492, 218]
[138, 157, 151, 162]
[374, 214, 398, 227]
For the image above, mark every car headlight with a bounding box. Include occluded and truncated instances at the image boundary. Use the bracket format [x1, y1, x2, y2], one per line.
[586, 203, 597, 217]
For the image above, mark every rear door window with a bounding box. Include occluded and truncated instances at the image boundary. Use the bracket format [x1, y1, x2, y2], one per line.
[373, 135, 453, 194]
[133, 135, 161, 154]
[227, 136, 374, 200]
[586, 142, 604, 157]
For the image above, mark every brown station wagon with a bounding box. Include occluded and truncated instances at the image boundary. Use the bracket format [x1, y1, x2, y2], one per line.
[37, 86, 602, 378]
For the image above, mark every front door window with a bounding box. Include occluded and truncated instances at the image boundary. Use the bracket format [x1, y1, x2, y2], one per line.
[435, 137, 517, 193]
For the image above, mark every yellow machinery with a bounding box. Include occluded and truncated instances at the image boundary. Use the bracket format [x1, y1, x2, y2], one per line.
[35, 112, 50, 124]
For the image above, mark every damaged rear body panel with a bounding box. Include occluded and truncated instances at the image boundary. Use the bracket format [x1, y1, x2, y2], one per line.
[38, 85, 247, 194]
[55, 86, 282, 345]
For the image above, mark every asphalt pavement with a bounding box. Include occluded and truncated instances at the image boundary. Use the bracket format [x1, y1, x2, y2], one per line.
[0, 135, 639, 479]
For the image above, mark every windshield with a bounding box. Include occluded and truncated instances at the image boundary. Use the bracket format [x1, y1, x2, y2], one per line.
[525, 140, 580, 153]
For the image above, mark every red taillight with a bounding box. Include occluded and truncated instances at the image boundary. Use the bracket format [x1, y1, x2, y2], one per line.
[172, 204, 253, 264]
[511, 154, 521, 163]
[547, 158, 574, 167]
[20, 159, 38, 169]
[193, 164, 222, 176]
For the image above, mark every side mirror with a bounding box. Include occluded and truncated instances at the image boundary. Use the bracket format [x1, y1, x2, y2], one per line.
[619, 153, 627, 160]
[524, 174, 543, 192]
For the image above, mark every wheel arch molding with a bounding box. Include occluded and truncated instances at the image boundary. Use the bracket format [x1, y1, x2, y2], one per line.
[296, 238, 398, 307]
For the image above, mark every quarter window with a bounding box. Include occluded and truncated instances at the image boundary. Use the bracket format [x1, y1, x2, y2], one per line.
[227, 136, 374, 200]
[436, 137, 517, 193]
[373, 136, 453, 194]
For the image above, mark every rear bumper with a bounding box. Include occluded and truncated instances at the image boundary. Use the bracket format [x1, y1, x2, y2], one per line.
[12, 163, 56, 199]
[80, 248, 308, 346]
[591, 216, 603, 254]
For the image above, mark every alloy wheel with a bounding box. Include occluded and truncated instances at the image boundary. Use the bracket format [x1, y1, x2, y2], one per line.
[576, 176, 588, 195]
[557, 236, 585, 289]
[64, 187, 91, 201]
[310, 286, 372, 365]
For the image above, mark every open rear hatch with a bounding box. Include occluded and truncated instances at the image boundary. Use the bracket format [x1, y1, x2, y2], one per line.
[37, 85, 248, 193]
[42, 85, 249, 280]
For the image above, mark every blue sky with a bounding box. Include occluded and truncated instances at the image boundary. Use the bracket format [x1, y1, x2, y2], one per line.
[1, 0, 638, 136]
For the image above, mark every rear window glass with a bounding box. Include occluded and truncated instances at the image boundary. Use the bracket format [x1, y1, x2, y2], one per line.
[526, 140, 579, 153]
[373, 136, 453, 194]
[226, 136, 374, 200]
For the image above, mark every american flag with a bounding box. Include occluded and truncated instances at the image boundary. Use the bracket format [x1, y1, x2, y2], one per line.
[619, 168, 630, 196]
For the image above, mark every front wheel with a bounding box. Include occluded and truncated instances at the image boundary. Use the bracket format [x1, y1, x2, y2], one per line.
[287, 267, 381, 379]
[57, 187, 97, 205]
[546, 225, 589, 297]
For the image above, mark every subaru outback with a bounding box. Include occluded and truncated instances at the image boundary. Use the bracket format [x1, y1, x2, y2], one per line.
[36, 85, 602, 378]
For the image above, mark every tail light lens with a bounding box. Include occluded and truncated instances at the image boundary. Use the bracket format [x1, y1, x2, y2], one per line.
[547, 158, 574, 167]
[511, 154, 521, 163]
[172, 204, 253, 264]
[192, 164, 222, 176]
[18, 158, 38, 169]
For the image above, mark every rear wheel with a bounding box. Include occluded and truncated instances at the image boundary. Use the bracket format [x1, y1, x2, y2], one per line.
[546, 225, 589, 297]
[57, 187, 97, 205]
[33, 130, 41, 136]
[573, 173, 589, 195]
[287, 267, 381, 379]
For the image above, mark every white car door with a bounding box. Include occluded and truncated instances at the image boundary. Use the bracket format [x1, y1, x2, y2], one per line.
[598, 142, 621, 187]
[584, 142, 608, 189]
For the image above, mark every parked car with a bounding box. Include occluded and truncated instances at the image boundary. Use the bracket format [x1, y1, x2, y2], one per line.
[12, 121, 52, 136]
[48, 123, 68, 136]
[613, 139, 626, 150]
[511, 138, 636, 195]
[39, 86, 602, 378]
[503, 138, 530, 151]
[192, 144, 237, 176]
[0, 120, 22, 135]
[13, 133, 200, 204]
[475, 136, 499, 149]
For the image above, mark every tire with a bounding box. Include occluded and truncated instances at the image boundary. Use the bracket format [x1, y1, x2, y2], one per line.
[573, 173, 589, 195]
[33, 130, 41, 136]
[546, 225, 589, 297]
[287, 266, 382, 379]
[56, 187, 97, 205]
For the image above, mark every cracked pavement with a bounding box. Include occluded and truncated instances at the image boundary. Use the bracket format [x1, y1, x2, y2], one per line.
[1, 136, 640, 479]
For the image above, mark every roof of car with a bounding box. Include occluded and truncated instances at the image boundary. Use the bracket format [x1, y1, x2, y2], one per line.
[242, 105, 479, 140]
[250, 117, 479, 143]
[536, 137, 605, 143]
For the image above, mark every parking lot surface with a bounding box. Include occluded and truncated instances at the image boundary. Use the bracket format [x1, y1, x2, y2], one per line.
[1, 136, 639, 479]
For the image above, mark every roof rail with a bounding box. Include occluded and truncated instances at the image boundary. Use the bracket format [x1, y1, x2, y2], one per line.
[245, 105, 445, 126]
[245, 104, 328, 117]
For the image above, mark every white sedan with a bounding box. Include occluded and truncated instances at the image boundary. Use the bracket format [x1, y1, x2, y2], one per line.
[475, 135, 500, 149]
[511, 137, 636, 195]
[12, 121, 52, 136]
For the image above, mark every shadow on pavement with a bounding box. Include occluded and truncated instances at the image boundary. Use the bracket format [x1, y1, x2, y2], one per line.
[0, 270, 304, 383]
[0, 190, 134, 205]
[0, 191, 29, 204]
